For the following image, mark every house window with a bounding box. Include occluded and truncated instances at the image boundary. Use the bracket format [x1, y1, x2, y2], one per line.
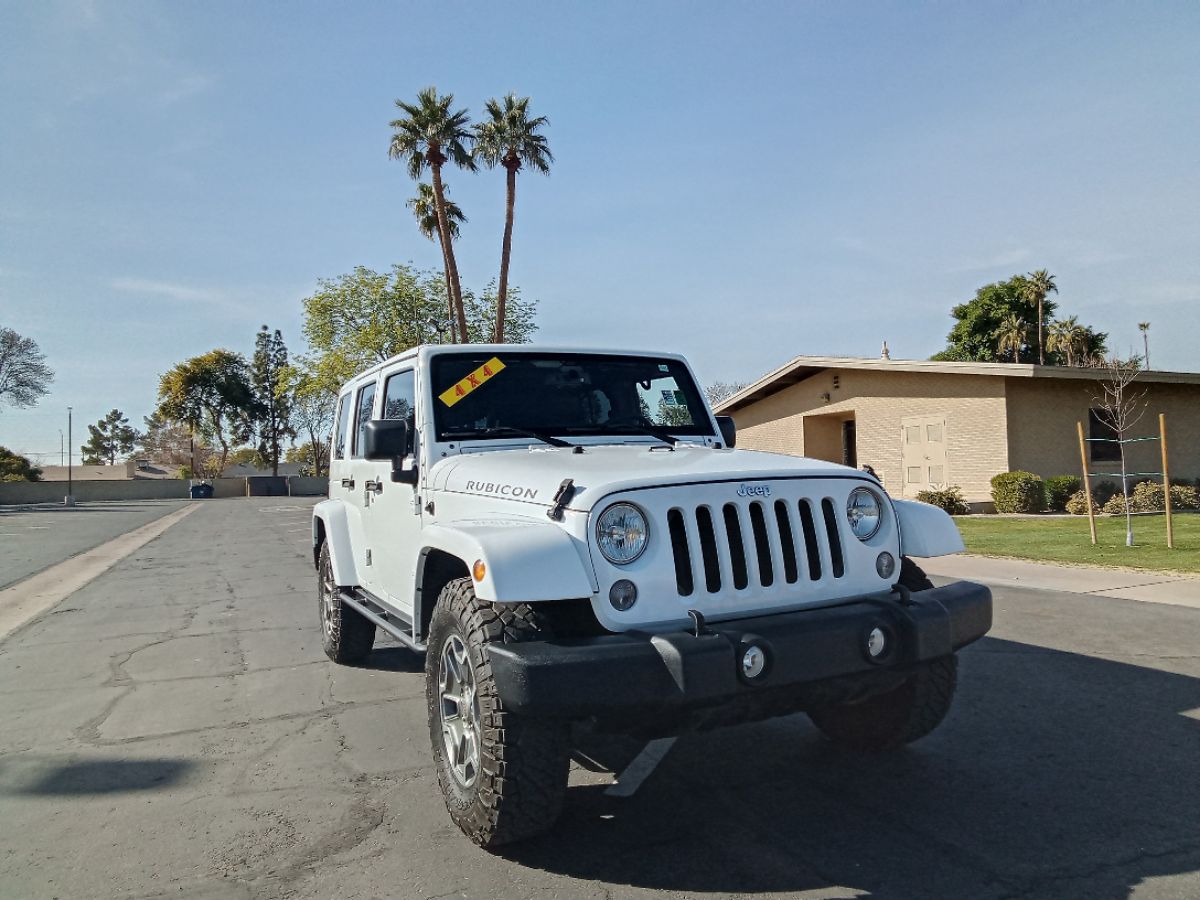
[1088, 409, 1120, 462]
[928, 465, 944, 485]
[904, 426, 921, 444]
[926, 423, 943, 443]
[906, 466, 922, 484]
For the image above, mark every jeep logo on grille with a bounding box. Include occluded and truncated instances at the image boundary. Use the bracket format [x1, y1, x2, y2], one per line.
[737, 483, 771, 497]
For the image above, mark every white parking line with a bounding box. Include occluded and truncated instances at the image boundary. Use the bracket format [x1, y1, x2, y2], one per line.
[0, 505, 198, 639]
[605, 737, 677, 797]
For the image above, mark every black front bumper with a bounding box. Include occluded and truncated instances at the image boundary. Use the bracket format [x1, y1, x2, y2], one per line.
[488, 581, 991, 723]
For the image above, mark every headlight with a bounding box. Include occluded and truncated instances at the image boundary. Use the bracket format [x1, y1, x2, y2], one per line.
[596, 503, 649, 564]
[846, 487, 882, 541]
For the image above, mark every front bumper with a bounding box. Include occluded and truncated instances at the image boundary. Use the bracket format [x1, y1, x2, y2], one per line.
[487, 580, 991, 723]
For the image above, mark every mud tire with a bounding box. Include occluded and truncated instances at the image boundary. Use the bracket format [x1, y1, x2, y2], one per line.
[426, 577, 570, 848]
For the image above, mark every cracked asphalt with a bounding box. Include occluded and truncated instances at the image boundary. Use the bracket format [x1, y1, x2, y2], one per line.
[1, 498, 1198, 899]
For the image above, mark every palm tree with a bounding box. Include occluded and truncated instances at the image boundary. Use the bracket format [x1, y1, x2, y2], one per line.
[408, 182, 467, 342]
[389, 87, 475, 342]
[1022, 270, 1058, 365]
[473, 94, 552, 343]
[1048, 316, 1087, 366]
[1138, 322, 1151, 370]
[996, 314, 1027, 363]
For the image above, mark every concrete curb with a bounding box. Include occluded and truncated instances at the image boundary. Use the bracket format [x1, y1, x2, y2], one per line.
[921, 553, 1200, 609]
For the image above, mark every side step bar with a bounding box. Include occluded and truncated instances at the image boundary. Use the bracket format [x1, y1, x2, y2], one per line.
[338, 588, 427, 652]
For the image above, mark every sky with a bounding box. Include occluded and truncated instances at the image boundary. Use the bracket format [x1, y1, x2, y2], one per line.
[2, 0, 1198, 464]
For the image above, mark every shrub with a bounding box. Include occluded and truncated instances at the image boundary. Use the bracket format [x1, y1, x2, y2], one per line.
[1110, 481, 1200, 513]
[1102, 492, 1131, 516]
[915, 486, 970, 515]
[1065, 490, 1100, 516]
[1091, 480, 1118, 506]
[990, 471, 1045, 513]
[0, 446, 42, 482]
[1044, 475, 1081, 512]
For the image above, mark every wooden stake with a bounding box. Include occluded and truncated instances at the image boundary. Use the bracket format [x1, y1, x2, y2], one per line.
[1077, 420, 1097, 545]
[1161, 413, 1173, 550]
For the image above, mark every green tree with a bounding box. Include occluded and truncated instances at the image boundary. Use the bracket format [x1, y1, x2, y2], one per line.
[473, 93, 553, 342]
[300, 266, 539, 395]
[389, 87, 475, 342]
[1048, 316, 1089, 367]
[226, 447, 266, 469]
[282, 364, 335, 477]
[459, 281, 539, 345]
[0, 446, 42, 482]
[408, 182, 467, 341]
[995, 314, 1028, 364]
[252, 326, 294, 476]
[156, 350, 258, 477]
[933, 274, 1053, 363]
[0, 327, 54, 411]
[1022, 269, 1058, 365]
[81, 409, 140, 465]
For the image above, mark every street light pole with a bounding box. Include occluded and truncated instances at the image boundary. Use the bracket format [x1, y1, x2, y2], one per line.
[65, 407, 76, 507]
[59, 429, 64, 467]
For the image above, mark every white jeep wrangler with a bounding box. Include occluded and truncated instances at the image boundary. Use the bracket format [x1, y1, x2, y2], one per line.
[313, 345, 991, 847]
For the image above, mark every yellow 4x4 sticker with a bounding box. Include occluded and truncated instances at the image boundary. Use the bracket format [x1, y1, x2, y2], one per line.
[438, 357, 506, 407]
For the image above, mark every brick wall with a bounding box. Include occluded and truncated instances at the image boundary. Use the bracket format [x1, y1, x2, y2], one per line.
[1006, 378, 1200, 485]
[732, 369, 1010, 502]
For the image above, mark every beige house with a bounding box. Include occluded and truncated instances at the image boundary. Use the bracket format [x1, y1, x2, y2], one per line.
[715, 355, 1200, 507]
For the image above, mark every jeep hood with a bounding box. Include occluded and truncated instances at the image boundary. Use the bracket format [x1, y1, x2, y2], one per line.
[429, 444, 868, 512]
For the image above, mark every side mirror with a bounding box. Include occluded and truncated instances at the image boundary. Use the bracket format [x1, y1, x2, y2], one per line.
[364, 420, 418, 485]
[716, 415, 737, 448]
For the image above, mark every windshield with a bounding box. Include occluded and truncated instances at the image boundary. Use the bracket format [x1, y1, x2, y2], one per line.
[430, 352, 713, 442]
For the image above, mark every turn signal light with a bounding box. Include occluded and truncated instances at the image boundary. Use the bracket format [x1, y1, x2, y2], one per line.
[472, 559, 487, 582]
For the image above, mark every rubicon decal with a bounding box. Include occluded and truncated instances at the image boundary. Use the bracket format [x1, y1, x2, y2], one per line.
[464, 480, 539, 500]
[438, 357, 506, 407]
[737, 483, 771, 497]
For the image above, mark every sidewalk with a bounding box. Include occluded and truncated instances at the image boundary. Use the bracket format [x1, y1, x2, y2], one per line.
[921, 554, 1200, 610]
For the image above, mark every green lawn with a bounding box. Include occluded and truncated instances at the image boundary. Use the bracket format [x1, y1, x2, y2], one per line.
[954, 512, 1200, 575]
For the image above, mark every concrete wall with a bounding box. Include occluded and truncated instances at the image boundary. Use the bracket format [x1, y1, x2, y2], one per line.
[288, 477, 328, 497]
[0, 475, 331, 505]
[731, 369, 1011, 503]
[1006, 379, 1200, 485]
[0, 478, 190, 504]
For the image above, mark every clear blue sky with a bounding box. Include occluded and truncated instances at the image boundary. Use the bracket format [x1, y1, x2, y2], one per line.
[2, 1, 1198, 463]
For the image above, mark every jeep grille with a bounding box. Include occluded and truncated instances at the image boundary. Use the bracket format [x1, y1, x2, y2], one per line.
[666, 498, 845, 596]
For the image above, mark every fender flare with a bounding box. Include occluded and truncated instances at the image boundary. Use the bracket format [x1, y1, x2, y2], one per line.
[421, 518, 597, 602]
[892, 498, 966, 558]
[312, 499, 359, 587]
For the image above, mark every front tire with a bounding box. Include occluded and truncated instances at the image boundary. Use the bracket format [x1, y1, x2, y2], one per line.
[426, 578, 570, 848]
[317, 542, 375, 664]
[807, 556, 957, 751]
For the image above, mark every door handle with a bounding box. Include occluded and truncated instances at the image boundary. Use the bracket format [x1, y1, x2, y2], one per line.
[341, 477, 355, 489]
[364, 479, 383, 495]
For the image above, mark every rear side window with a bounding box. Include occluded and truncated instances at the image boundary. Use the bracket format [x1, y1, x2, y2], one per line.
[383, 369, 416, 426]
[333, 393, 353, 459]
[352, 381, 377, 458]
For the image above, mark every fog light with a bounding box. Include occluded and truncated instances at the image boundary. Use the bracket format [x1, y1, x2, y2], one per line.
[876, 551, 896, 579]
[741, 644, 767, 679]
[867, 627, 888, 658]
[472, 559, 486, 582]
[608, 579, 638, 611]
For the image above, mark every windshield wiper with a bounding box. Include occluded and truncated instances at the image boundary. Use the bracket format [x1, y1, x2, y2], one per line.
[442, 426, 573, 448]
[603, 423, 679, 445]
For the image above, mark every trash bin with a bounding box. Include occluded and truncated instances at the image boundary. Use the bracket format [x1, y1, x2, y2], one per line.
[189, 483, 214, 499]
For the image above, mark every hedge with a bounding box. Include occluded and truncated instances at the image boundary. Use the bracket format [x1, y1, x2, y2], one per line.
[990, 471, 1046, 513]
[915, 486, 970, 515]
[1044, 475, 1081, 512]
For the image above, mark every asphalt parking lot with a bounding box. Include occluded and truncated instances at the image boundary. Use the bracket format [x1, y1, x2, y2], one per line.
[1, 498, 1198, 899]
[0, 499, 189, 590]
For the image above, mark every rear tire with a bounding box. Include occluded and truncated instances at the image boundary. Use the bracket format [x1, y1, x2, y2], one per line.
[807, 556, 956, 751]
[426, 577, 570, 848]
[317, 542, 375, 664]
